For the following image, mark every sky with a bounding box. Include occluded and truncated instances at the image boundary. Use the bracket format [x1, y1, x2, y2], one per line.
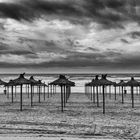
[0, 0, 140, 73]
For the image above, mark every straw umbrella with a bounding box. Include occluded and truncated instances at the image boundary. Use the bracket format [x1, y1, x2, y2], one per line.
[36, 80, 43, 103]
[113, 82, 117, 100]
[99, 74, 113, 114]
[85, 83, 90, 100]
[126, 77, 139, 108]
[12, 73, 31, 111]
[117, 80, 126, 104]
[0, 79, 7, 95]
[42, 82, 47, 101]
[50, 75, 75, 112]
[6, 80, 16, 103]
[88, 76, 99, 106]
[93, 75, 100, 107]
[29, 76, 39, 106]
[65, 79, 75, 102]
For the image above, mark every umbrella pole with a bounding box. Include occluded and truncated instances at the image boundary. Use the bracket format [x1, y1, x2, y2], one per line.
[7, 86, 9, 99]
[96, 86, 99, 107]
[66, 86, 67, 103]
[20, 84, 23, 111]
[119, 86, 121, 95]
[39, 86, 41, 103]
[11, 86, 14, 103]
[103, 85, 105, 114]
[53, 85, 55, 95]
[64, 86, 66, 107]
[44, 85, 45, 101]
[91, 86, 93, 101]
[131, 86, 134, 108]
[31, 85, 33, 107]
[61, 86, 64, 112]
[109, 86, 111, 99]
[122, 86, 124, 104]
[48, 85, 49, 98]
[50, 85, 52, 97]
[28, 84, 30, 96]
[115, 86, 117, 100]
[27, 84, 29, 98]
[15, 86, 16, 97]
[55, 86, 56, 94]
[93, 86, 95, 103]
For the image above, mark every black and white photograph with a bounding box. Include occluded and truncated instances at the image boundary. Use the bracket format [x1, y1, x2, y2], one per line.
[0, 0, 140, 140]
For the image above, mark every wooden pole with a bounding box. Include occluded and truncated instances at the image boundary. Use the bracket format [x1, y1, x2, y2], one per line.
[103, 85, 105, 114]
[7, 86, 9, 99]
[131, 86, 134, 108]
[96, 86, 99, 107]
[15, 86, 16, 97]
[38, 86, 41, 103]
[44, 85, 45, 100]
[48, 85, 49, 98]
[115, 86, 117, 100]
[91, 86, 93, 101]
[31, 85, 33, 107]
[20, 84, 23, 111]
[93, 86, 95, 103]
[11, 86, 14, 103]
[61, 86, 64, 112]
[122, 86, 124, 104]
[64, 86, 66, 107]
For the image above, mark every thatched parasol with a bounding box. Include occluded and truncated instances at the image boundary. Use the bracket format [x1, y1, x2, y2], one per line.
[7, 80, 16, 103]
[29, 76, 39, 106]
[0, 79, 7, 86]
[92, 75, 100, 107]
[36, 80, 44, 103]
[12, 73, 31, 111]
[126, 77, 139, 108]
[99, 74, 113, 114]
[117, 80, 126, 104]
[50, 74, 75, 112]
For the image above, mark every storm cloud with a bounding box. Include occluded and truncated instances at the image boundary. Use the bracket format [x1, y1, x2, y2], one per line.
[0, 0, 139, 73]
[0, 0, 139, 27]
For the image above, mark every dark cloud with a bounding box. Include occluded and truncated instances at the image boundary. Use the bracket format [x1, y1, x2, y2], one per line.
[0, 50, 34, 55]
[130, 31, 140, 39]
[121, 39, 129, 44]
[0, 3, 35, 21]
[0, 0, 139, 28]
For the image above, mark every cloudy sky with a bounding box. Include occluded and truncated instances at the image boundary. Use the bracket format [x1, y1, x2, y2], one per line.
[0, 0, 140, 73]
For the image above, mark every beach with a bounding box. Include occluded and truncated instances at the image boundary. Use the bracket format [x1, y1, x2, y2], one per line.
[0, 89, 139, 140]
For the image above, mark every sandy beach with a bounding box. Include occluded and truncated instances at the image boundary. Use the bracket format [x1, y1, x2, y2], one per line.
[0, 91, 139, 140]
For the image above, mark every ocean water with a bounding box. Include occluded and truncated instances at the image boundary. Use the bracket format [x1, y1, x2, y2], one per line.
[0, 73, 140, 94]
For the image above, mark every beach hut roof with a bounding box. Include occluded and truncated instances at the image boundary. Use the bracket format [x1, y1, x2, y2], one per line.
[12, 73, 31, 85]
[126, 77, 139, 87]
[98, 74, 113, 86]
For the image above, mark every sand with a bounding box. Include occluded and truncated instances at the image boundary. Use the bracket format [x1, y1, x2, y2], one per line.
[0, 91, 139, 140]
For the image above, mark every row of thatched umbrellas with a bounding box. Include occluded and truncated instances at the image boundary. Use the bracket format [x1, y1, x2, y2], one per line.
[0, 73, 139, 113]
[85, 74, 140, 114]
[4, 73, 48, 111]
[0, 74, 75, 112]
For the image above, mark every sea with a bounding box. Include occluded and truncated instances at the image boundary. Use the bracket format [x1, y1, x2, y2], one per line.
[0, 73, 140, 94]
